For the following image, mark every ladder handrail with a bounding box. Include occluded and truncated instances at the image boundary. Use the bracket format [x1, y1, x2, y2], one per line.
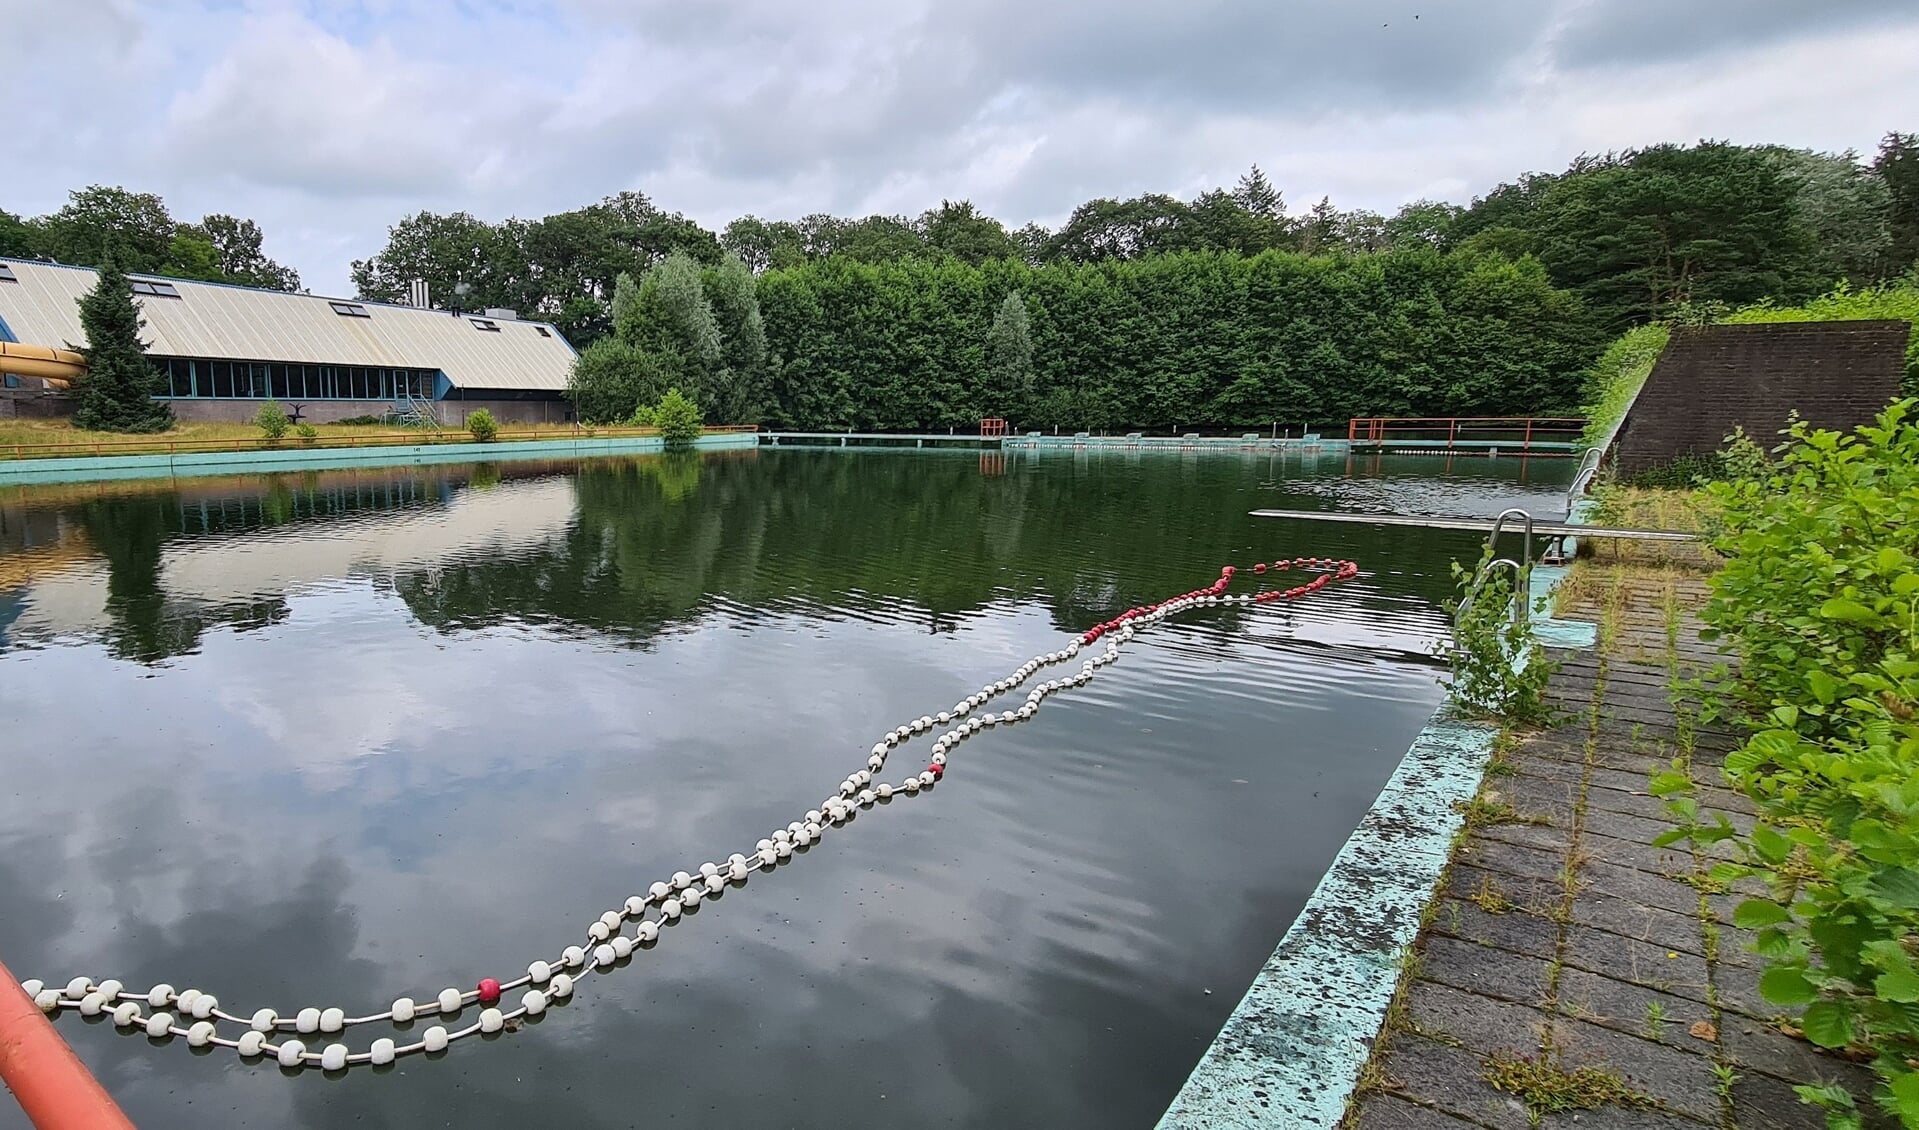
[1487, 507, 1534, 570]
[1456, 556, 1528, 631]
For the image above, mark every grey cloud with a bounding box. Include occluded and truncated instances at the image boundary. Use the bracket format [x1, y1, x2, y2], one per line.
[1554, 0, 1919, 69]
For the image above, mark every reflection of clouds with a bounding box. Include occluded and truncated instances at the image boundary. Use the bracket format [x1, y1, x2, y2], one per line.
[159, 477, 578, 604]
[1, 569, 1444, 1128]
[4, 477, 577, 646]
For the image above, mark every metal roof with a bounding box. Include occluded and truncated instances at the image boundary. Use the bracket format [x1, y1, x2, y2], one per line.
[0, 258, 579, 392]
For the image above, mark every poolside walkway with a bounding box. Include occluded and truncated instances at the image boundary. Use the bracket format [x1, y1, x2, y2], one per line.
[1348, 569, 1882, 1129]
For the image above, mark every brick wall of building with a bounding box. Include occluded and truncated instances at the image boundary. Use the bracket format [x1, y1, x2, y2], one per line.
[1613, 320, 1911, 476]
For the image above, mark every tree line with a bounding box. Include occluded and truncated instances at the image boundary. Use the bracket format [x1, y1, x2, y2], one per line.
[11, 131, 1917, 430]
[2, 186, 300, 291]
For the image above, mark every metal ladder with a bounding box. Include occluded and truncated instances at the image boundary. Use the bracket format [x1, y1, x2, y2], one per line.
[1454, 507, 1533, 640]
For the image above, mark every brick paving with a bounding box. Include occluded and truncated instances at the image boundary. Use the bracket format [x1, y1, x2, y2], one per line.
[1347, 571, 1882, 1129]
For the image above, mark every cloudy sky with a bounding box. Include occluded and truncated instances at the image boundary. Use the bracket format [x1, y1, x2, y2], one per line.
[8, 0, 1917, 296]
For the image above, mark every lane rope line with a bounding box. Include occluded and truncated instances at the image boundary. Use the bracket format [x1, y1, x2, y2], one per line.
[18, 557, 1359, 1072]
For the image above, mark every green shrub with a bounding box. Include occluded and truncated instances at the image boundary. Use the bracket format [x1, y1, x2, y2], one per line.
[626, 403, 658, 428]
[294, 423, 317, 444]
[332, 414, 384, 426]
[254, 400, 290, 441]
[1438, 551, 1554, 723]
[1661, 401, 1919, 1127]
[466, 409, 500, 443]
[654, 388, 702, 444]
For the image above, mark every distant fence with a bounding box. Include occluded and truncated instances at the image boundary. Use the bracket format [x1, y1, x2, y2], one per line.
[1347, 417, 1585, 453]
[0, 424, 759, 462]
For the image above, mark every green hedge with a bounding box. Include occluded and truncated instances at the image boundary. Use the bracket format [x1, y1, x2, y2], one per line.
[756, 248, 1600, 432]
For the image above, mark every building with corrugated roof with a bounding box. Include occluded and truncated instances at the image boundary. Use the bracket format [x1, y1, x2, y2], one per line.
[0, 257, 580, 424]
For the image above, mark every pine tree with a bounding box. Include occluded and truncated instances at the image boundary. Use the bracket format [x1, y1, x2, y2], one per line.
[1233, 165, 1285, 220]
[72, 257, 173, 433]
[985, 291, 1034, 417]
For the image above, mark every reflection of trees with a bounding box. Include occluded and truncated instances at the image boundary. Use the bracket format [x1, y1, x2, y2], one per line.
[393, 451, 1466, 644]
[24, 451, 1474, 662]
[79, 495, 209, 663]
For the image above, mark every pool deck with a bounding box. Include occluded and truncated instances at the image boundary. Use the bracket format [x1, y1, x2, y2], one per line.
[1346, 572, 1878, 1129]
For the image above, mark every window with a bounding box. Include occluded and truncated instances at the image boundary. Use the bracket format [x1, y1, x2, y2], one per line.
[534, 326, 550, 337]
[130, 280, 181, 298]
[0, 264, 17, 282]
[470, 319, 501, 332]
[331, 302, 370, 318]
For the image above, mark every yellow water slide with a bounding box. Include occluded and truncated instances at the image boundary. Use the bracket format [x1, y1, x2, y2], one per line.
[0, 342, 85, 388]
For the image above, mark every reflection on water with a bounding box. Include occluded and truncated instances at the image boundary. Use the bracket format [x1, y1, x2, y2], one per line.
[0, 448, 1568, 1130]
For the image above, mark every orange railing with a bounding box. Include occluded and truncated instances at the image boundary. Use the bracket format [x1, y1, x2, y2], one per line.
[0, 424, 760, 463]
[1347, 417, 1585, 451]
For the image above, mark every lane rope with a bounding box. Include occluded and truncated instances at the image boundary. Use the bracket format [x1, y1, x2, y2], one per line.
[17, 557, 1359, 1072]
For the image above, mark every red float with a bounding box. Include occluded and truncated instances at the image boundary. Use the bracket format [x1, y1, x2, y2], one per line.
[477, 978, 501, 1006]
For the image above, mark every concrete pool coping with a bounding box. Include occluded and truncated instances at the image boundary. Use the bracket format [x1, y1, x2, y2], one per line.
[0, 431, 760, 485]
[1157, 506, 1597, 1129]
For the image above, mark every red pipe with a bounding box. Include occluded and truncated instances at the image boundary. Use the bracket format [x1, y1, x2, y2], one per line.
[0, 959, 134, 1130]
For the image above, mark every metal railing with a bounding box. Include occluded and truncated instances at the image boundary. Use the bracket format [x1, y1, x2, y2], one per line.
[1348, 416, 1587, 452]
[1567, 447, 1605, 511]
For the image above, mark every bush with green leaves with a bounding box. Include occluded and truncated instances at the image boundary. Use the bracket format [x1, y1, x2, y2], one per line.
[254, 400, 290, 441]
[466, 408, 500, 443]
[294, 423, 317, 443]
[654, 388, 702, 444]
[1658, 401, 1919, 1127]
[1438, 551, 1554, 723]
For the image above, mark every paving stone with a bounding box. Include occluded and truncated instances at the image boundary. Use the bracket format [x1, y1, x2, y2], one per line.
[1494, 778, 1581, 824]
[1431, 898, 1562, 961]
[1372, 1032, 1534, 1130]
[1515, 758, 1587, 788]
[1565, 895, 1705, 959]
[1712, 956, 1783, 1021]
[1729, 1067, 1851, 1130]
[1570, 785, 1670, 823]
[1578, 828, 1690, 875]
[1581, 808, 1678, 847]
[1350, 1092, 1489, 1130]
[1443, 863, 1562, 918]
[1578, 860, 1700, 916]
[1418, 935, 1554, 1007]
[1476, 819, 1570, 856]
[1459, 838, 1568, 884]
[1536, 1105, 1710, 1128]
[1719, 1015, 1879, 1094]
[1402, 979, 1553, 1057]
[1590, 765, 1669, 796]
[1553, 966, 1717, 1052]
[1562, 926, 1713, 1007]
[1544, 1017, 1724, 1122]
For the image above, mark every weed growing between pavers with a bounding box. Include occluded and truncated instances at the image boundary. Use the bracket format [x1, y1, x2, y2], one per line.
[1481, 1047, 1657, 1123]
[1469, 876, 1515, 915]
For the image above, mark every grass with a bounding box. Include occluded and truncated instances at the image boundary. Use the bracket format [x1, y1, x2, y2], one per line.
[0, 416, 670, 460]
[1454, 794, 1551, 831]
[1582, 485, 1720, 568]
[1482, 1048, 1655, 1123]
[1468, 875, 1514, 915]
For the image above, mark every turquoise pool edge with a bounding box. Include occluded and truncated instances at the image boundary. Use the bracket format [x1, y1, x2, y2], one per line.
[1158, 509, 1596, 1130]
[0, 431, 760, 484]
